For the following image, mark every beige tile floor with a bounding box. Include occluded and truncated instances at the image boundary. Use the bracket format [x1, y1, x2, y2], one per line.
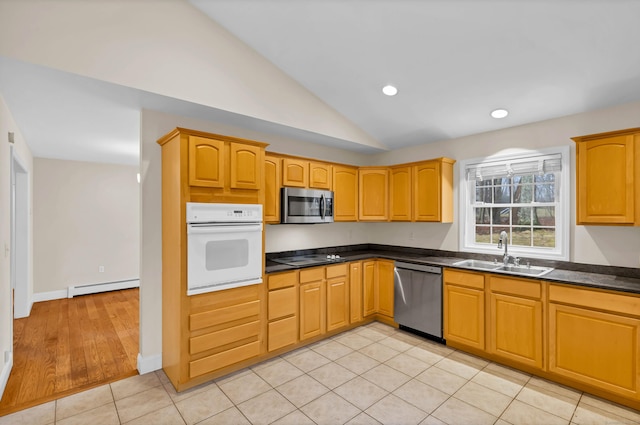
[2, 322, 640, 425]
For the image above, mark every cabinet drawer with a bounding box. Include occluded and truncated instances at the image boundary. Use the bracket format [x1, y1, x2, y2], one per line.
[268, 271, 297, 290]
[268, 316, 297, 351]
[300, 267, 324, 283]
[326, 264, 347, 279]
[268, 286, 297, 320]
[489, 276, 541, 299]
[189, 340, 260, 378]
[549, 285, 640, 317]
[444, 269, 485, 290]
[189, 320, 260, 355]
[189, 300, 260, 331]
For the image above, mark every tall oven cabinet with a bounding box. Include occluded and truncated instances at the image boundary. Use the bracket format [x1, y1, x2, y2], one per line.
[157, 128, 267, 392]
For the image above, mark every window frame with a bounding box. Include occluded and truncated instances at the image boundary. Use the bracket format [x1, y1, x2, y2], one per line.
[458, 146, 570, 261]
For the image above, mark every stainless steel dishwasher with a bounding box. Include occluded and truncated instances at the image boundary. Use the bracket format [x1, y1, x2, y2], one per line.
[394, 261, 444, 342]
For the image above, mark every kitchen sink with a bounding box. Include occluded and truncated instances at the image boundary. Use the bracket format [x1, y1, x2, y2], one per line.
[452, 259, 554, 277]
[494, 264, 554, 277]
[452, 259, 501, 271]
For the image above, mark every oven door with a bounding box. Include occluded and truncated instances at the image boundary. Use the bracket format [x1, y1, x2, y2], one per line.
[187, 222, 263, 296]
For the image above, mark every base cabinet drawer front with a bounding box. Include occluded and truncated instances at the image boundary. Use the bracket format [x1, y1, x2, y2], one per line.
[268, 271, 297, 291]
[268, 316, 298, 352]
[444, 284, 485, 350]
[189, 340, 260, 378]
[326, 263, 348, 279]
[190, 320, 260, 355]
[549, 303, 640, 399]
[189, 300, 260, 331]
[300, 267, 325, 284]
[444, 269, 485, 290]
[489, 293, 543, 369]
[549, 284, 640, 317]
[268, 287, 297, 320]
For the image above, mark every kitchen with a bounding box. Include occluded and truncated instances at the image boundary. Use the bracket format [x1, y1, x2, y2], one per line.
[2, 1, 640, 424]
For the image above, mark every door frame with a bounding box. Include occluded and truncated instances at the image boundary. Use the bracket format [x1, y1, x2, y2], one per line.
[11, 147, 30, 319]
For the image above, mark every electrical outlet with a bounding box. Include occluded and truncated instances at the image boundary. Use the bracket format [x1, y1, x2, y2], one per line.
[99, 265, 105, 273]
[409, 231, 415, 241]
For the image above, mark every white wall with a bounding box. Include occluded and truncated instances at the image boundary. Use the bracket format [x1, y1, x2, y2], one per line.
[0, 94, 33, 394]
[0, 0, 384, 152]
[367, 101, 640, 268]
[33, 158, 139, 295]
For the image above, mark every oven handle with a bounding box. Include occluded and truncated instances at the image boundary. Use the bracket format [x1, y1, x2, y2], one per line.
[188, 223, 263, 234]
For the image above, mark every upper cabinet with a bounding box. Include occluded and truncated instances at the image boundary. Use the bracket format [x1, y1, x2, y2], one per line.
[189, 136, 225, 188]
[359, 168, 389, 221]
[160, 128, 267, 205]
[265, 154, 281, 223]
[573, 128, 640, 225]
[282, 158, 309, 188]
[309, 161, 333, 190]
[390, 166, 412, 221]
[333, 165, 359, 221]
[414, 158, 455, 222]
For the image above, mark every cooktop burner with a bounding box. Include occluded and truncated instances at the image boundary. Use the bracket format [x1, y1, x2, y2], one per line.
[271, 254, 341, 266]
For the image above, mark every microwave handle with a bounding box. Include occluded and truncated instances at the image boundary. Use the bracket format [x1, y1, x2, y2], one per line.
[320, 194, 326, 220]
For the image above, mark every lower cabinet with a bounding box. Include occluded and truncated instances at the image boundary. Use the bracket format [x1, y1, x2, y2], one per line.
[548, 284, 640, 400]
[299, 268, 327, 341]
[267, 271, 298, 352]
[443, 269, 485, 350]
[349, 261, 363, 323]
[362, 259, 395, 319]
[487, 275, 543, 370]
[326, 264, 349, 331]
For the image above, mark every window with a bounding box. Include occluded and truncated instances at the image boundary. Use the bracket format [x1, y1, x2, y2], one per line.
[459, 147, 569, 260]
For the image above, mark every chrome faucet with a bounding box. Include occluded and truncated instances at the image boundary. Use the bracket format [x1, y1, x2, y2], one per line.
[498, 231, 514, 266]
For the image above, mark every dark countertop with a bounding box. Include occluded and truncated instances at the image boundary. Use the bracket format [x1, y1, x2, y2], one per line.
[265, 246, 640, 295]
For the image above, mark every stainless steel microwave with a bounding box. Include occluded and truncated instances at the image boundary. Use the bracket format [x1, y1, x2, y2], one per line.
[281, 187, 334, 224]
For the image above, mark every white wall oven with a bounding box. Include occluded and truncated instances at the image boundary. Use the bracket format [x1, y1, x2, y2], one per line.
[186, 203, 263, 296]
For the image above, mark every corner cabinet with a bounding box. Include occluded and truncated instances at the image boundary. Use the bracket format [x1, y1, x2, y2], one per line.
[413, 158, 455, 222]
[573, 128, 640, 225]
[359, 168, 389, 221]
[157, 128, 267, 392]
[362, 259, 395, 322]
[390, 166, 412, 221]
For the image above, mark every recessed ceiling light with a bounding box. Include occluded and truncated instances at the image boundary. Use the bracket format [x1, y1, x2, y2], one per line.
[382, 85, 398, 96]
[491, 109, 509, 119]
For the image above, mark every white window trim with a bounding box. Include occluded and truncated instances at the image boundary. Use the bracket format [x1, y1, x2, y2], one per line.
[458, 146, 570, 261]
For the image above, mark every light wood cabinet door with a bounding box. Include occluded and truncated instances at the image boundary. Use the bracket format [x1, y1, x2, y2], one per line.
[488, 276, 543, 370]
[327, 277, 349, 331]
[309, 161, 332, 190]
[299, 281, 326, 340]
[413, 160, 441, 222]
[489, 292, 543, 369]
[333, 165, 359, 221]
[230, 143, 261, 189]
[549, 302, 640, 399]
[265, 154, 281, 223]
[377, 260, 394, 318]
[349, 262, 363, 323]
[359, 168, 389, 221]
[283, 158, 308, 188]
[576, 134, 636, 224]
[444, 269, 485, 350]
[188, 136, 225, 187]
[362, 261, 376, 317]
[390, 166, 412, 221]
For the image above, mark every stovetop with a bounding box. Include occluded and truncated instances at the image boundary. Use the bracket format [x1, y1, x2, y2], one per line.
[270, 254, 342, 266]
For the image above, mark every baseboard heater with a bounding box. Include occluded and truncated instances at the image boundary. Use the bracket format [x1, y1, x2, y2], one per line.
[68, 278, 140, 298]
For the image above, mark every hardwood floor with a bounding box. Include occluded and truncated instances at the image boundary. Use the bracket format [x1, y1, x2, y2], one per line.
[0, 288, 139, 416]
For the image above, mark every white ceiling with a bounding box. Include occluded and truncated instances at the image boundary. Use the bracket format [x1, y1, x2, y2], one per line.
[1, 0, 640, 165]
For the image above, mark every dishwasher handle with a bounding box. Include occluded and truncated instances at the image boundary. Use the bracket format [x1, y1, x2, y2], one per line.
[394, 261, 442, 274]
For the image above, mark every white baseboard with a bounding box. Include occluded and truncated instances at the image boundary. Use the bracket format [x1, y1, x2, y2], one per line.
[13, 296, 33, 319]
[33, 289, 68, 303]
[32, 279, 140, 303]
[137, 353, 162, 375]
[0, 351, 13, 400]
[68, 279, 140, 298]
